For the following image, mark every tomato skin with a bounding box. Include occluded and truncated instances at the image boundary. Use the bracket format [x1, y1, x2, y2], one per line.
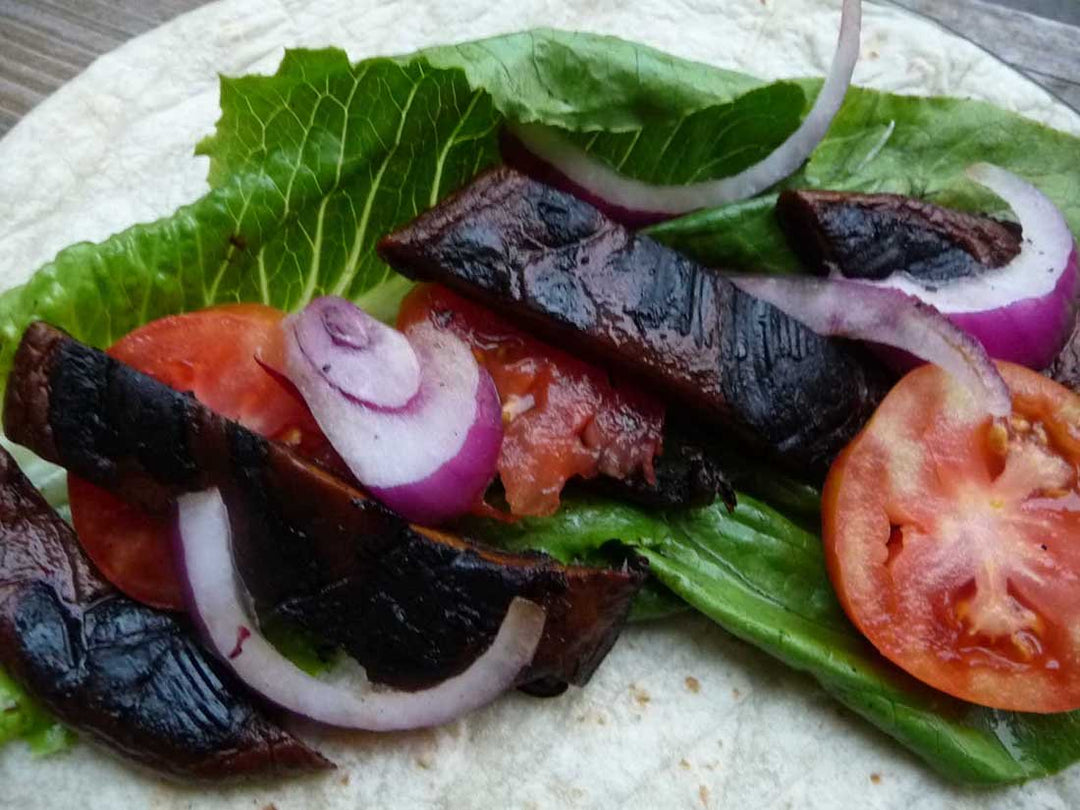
[398, 284, 664, 516]
[107, 304, 315, 442]
[68, 477, 182, 610]
[824, 361, 1080, 713]
[68, 304, 333, 610]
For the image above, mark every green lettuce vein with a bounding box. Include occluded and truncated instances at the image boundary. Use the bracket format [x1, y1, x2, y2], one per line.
[1, 30, 1079, 783]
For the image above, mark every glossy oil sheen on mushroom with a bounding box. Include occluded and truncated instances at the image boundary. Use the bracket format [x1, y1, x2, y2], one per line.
[0, 447, 329, 780]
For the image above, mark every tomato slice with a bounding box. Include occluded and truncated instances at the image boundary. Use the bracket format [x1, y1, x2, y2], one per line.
[68, 477, 184, 610]
[68, 304, 332, 611]
[108, 304, 314, 442]
[824, 361, 1080, 712]
[397, 284, 664, 516]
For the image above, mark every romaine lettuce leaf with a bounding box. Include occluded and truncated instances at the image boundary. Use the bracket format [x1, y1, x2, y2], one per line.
[649, 84, 1080, 272]
[561, 82, 807, 186]
[472, 495, 1080, 785]
[0, 669, 73, 756]
[0, 51, 503, 387]
[420, 28, 765, 131]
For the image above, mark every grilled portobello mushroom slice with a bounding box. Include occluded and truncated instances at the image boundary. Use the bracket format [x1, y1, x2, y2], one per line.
[378, 167, 890, 473]
[4, 322, 646, 692]
[775, 188, 1022, 283]
[0, 446, 330, 780]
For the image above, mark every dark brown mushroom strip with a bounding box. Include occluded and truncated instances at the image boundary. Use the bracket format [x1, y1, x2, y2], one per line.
[4, 322, 646, 692]
[0, 447, 330, 780]
[378, 167, 890, 472]
[1047, 316, 1080, 391]
[775, 188, 1022, 283]
[581, 425, 733, 510]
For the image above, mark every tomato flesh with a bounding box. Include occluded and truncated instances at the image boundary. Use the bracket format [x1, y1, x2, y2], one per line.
[68, 478, 183, 610]
[68, 304, 333, 610]
[108, 304, 321, 446]
[398, 284, 664, 516]
[824, 361, 1080, 712]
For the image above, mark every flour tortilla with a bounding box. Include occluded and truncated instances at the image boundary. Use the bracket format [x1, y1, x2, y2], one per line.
[1, 1, 1078, 808]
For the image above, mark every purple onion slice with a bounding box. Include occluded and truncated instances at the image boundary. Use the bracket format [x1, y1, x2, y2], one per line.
[730, 275, 1013, 417]
[176, 488, 546, 732]
[292, 296, 420, 408]
[284, 297, 503, 525]
[862, 164, 1080, 370]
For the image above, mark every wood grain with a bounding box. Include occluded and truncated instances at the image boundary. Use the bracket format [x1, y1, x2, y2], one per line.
[891, 0, 1080, 111]
[0, 0, 205, 133]
[0, 0, 1078, 136]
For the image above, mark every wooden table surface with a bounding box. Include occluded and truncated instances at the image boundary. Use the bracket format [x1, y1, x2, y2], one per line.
[0, 0, 1078, 136]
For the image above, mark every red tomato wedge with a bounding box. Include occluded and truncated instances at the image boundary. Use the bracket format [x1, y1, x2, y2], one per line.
[68, 304, 333, 611]
[397, 284, 664, 517]
[824, 361, 1080, 712]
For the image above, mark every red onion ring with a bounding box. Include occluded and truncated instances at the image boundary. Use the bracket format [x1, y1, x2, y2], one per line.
[292, 296, 420, 408]
[366, 362, 502, 522]
[176, 488, 546, 732]
[284, 298, 503, 525]
[861, 165, 1080, 370]
[506, 0, 861, 223]
[729, 275, 1013, 417]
